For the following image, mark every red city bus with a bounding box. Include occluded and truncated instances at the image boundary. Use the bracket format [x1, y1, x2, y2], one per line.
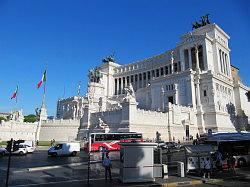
[87, 132, 143, 152]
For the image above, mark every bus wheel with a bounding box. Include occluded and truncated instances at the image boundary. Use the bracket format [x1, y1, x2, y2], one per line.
[71, 151, 77, 156]
[238, 158, 246, 168]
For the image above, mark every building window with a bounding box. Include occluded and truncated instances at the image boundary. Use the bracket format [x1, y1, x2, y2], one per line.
[118, 78, 121, 94]
[168, 96, 174, 104]
[152, 70, 155, 78]
[191, 47, 196, 70]
[225, 53, 229, 76]
[131, 75, 134, 84]
[115, 79, 117, 95]
[126, 76, 130, 86]
[178, 61, 181, 72]
[122, 77, 125, 93]
[165, 66, 168, 75]
[147, 71, 151, 80]
[204, 90, 207, 97]
[174, 63, 178, 72]
[143, 72, 146, 87]
[184, 49, 189, 70]
[160, 67, 164, 76]
[169, 65, 172, 74]
[198, 45, 204, 70]
[156, 69, 159, 77]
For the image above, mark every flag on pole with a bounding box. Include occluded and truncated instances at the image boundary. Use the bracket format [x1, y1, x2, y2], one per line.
[37, 70, 46, 89]
[11, 85, 18, 99]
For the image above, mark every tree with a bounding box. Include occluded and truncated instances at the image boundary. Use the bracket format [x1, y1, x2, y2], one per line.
[24, 114, 37, 123]
[0, 116, 6, 121]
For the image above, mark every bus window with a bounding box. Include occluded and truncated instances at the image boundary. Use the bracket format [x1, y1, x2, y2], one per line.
[91, 134, 94, 143]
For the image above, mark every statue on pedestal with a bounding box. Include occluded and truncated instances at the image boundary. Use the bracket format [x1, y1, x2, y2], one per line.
[123, 83, 136, 102]
[95, 117, 110, 133]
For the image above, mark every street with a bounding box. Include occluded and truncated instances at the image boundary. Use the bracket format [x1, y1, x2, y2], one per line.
[1, 147, 250, 187]
[0, 147, 120, 187]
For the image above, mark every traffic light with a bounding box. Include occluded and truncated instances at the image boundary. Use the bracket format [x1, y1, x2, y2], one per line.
[6, 140, 13, 152]
[13, 141, 19, 152]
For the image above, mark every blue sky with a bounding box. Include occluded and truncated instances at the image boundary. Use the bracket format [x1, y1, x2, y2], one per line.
[0, 0, 249, 116]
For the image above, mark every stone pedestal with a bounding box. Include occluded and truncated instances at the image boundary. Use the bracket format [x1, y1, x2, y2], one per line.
[40, 106, 47, 121]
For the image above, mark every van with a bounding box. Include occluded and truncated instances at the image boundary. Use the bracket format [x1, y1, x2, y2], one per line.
[48, 142, 80, 156]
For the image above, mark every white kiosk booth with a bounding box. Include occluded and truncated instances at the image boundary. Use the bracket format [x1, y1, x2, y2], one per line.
[119, 142, 161, 183]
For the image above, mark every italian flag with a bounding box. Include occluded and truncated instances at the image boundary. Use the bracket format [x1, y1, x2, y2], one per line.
[11, 85, 18, 99]
[37, 70, 46, 89]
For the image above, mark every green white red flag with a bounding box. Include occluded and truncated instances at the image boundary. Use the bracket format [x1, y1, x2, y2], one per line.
[11, 85, 18, 99]
[37, 70, 46, 89]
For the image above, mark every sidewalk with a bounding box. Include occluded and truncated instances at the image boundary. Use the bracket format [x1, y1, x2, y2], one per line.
[16, 175, 205, 187]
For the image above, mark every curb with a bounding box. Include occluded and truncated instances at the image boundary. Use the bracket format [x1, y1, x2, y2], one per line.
[161, 179, 203, 187]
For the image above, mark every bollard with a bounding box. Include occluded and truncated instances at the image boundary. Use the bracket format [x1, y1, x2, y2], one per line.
[162, 164, 168, 179]
[177, 162, 185, 177]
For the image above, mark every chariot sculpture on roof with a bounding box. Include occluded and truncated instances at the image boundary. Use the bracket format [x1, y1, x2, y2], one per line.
[192, 14, 211, 29]
[102, 53, 116, 63]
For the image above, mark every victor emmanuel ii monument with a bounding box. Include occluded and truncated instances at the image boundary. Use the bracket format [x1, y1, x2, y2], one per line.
[1, 18, 250, 142]
[57, 18, 250, 142]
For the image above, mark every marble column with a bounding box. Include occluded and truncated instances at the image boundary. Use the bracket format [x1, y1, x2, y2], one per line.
[171, 51, 174, 74]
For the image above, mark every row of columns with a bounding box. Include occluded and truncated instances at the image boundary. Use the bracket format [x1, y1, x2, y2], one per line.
[114, 62, 181, 95]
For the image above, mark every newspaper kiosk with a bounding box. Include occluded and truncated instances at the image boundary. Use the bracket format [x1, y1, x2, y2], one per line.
[119, 142, 159, 183]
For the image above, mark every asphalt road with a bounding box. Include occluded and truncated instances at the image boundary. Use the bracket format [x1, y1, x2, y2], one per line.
[0, 147, 120, 187]
[0, 149, 88, 169]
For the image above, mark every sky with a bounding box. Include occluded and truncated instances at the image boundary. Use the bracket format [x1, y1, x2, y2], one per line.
[0, 0, 249, 116]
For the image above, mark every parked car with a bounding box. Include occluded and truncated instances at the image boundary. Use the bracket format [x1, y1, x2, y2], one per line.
[11, 144, 28, 155]
[48, 142, 80, 156]
[2, 144, 28, 156]
[159, 142, 182, 150]
[0, 147, 8, 156]
[20, 143, 35, 153]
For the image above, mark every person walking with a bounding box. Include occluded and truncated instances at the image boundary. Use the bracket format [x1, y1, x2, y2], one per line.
[227, 155, 236, 175]
[215, 150, 223, 171]
[100, 147, 107, 161]
[103, 154, 112, 181]
[203, 157, 211, 179]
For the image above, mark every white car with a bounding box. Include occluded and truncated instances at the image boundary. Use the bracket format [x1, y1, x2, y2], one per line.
[19, 143, 35, 153]
[48, 142, 80, 156]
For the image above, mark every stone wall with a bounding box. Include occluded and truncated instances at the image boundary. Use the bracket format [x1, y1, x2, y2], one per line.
[79, 100, 198, 142]
[0, 121, 38, 141]
[39, 119, 80, 142]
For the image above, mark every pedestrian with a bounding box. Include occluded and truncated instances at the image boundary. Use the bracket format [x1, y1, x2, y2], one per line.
[178, 139, 180, 144]
[173, 136, 175, 142]
[215, 150, 223, 171]
[50, 139, 53, 146]
[52, 139, 55, 146]
[36, 140, 39, 146]
[103, 155, 112, 180]
[196, 133, 199, 140]
[100, 147, 107, 161]
[203, 157, 211, 179]
[227, 155, 236, 175]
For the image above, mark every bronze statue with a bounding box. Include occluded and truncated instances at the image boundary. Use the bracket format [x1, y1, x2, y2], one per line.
[102, 53, 116, 63]
[192, 14, 211, 29]
[88, 68, 103, 83]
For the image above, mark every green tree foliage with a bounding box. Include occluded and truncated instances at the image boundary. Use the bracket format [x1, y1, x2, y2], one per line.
[0, 116, 6, 121]
[24, 114, 37, 123]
